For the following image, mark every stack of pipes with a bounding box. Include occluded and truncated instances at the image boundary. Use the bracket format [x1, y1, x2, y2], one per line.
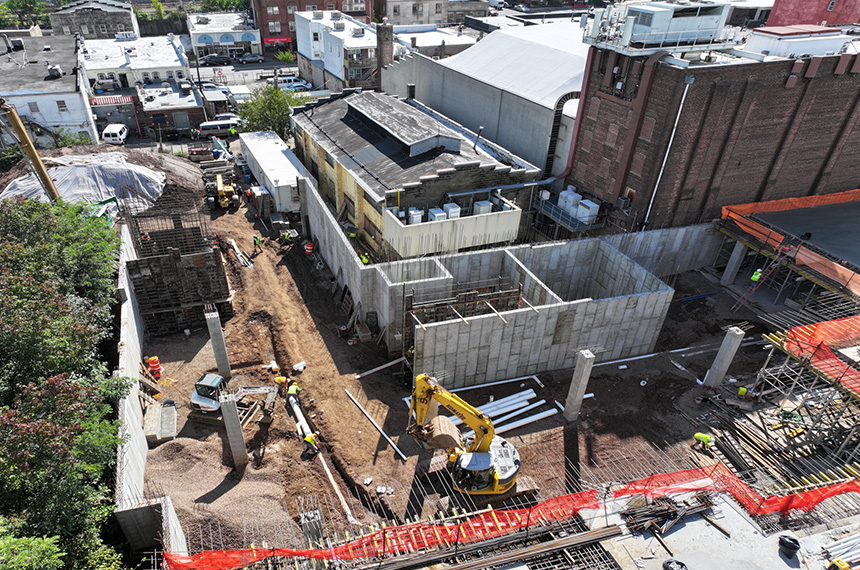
[825, 533, 860, 566]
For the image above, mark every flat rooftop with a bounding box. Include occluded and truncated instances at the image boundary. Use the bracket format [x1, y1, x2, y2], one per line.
[0, 36, 79, 94]
[297, 11, 376, 48]
[238, 131, 304, 185]
[84, 36, 186, 72]
[753, 200, 860, 269]
[395, 27, 478, 48]
[292, 91, 508, 202]
[188, 12, 253, 33]
[138, 83, 202, 111]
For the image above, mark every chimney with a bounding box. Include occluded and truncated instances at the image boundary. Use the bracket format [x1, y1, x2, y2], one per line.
[410, 36, 417, 48]
[407, 83, 415, 99]
[376, 18, 394, 90]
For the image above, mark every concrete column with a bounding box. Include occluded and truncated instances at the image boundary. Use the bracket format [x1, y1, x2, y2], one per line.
[220, 395, 248, 469]
[720, 241, 748, 286]
[703, 326, 745, 388]
[563, 349, 595, 422]
[205, 307, 231, 379]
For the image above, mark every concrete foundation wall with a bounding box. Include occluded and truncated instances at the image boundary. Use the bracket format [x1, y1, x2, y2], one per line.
[604, 224, 724, 277]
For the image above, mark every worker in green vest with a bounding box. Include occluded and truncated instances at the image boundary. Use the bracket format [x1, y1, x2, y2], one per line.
[751, 268, 762, 282]
[694, 432, 713, 449]
[304, 431, 320, 455]
[274, 375, 288, 396]
[287, 381, 301, 398]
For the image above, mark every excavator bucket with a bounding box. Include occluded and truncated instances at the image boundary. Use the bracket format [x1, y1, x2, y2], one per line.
[410, 415, 463, 450]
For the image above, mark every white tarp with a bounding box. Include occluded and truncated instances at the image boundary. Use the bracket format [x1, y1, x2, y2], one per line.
[2, 152, 165, 215]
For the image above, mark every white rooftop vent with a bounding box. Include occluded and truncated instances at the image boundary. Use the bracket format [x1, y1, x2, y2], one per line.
[47, 64, 63, 78]
[351, 27, 365, 37]
[42, 45, 51, 51]
[313, 10, 323, 18]
[196, 16, 210, 24]
[331, 11, 342, 19]
[333, 21, 345, 30]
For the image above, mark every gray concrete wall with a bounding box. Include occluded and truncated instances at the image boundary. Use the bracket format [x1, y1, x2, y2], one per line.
[114, 225, 187, 553]
[382, 53, 555, 175]
[603, 224, 724, 278]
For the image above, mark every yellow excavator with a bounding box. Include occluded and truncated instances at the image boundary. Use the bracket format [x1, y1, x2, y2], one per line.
[408, 373, 521, 495]
[0, 98, 59, 201]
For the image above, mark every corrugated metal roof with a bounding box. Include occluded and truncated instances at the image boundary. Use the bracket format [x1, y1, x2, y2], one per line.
[438, 22, 589, 110]
[90, 95, 136, 105]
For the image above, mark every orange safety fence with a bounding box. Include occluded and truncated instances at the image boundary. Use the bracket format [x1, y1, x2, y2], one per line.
[783, 315, 860, 397]
[721, 189, 860, 297]
[163, 465, 860, 570]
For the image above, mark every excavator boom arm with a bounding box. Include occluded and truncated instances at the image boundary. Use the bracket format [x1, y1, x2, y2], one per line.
[0, 99, 60, 201]
[410, 374, 495, 453]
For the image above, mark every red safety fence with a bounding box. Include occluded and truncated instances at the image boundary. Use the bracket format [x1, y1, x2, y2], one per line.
[721, 189, 860, 297]
[782, 315, 860, 397]
[163, 465, 860, 570]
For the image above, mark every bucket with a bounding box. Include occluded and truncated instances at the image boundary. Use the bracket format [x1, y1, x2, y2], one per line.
[338, 325, 349, 338]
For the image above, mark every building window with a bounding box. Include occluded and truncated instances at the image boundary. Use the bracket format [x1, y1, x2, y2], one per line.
[313, 32, 320, 41]
[152, 71, 161, 81]
[306, 4, 317, 9]
[435, 3, 441, 13]
[324, 150, 334, 166]
[392, 4, 400, 15]
[117, 23, 125, 31]
[97, 73, 107, 81]
[344, 195, 356, 219]
[327, 2, 335, 8]
[827, 0, 836, 9]
[289, 21, 296, 31]
[99, 24, 107, 34]
[269, 21, 281, 33]
[142, 71, 151, 83]
[267, 6, 279, 14]
[176, 70, 185, 79]
[27, 102, 39, 113]
[287, 4, 297, 12]
[413, 3, 423, 14]
[81, 24, 89, 34]
[56, 100, 68, 112]
[167, 70, 174, 79]
[62, 26, 71, 35]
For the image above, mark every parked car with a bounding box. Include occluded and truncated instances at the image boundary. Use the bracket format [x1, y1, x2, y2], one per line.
[236, 53, 264, 64]
[267, 76, 312, 92]
[513, 3, 530, 11]
[199, 54, 232, 66]
[160, 128, 184, 141]
[489, 8, 499, 15]
[214, 113, 241, 121]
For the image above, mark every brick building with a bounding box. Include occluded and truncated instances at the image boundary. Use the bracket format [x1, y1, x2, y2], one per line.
[250, 0, 369, 50]
[567, 10, 860, 232]
[49, 0, 140, 39]
[768, 0, 860, 26]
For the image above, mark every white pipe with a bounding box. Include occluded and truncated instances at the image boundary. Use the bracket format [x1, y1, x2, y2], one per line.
[642, 78, 691, 230]
[450, 375, 541, 393]
[448, 390, 536, 426]
[463, 400, 547, 438]
[288, 394, 312, 438]
[495, 409, 558, 435]
[345, 389, 408, 461]
[473, 389, 536, 413]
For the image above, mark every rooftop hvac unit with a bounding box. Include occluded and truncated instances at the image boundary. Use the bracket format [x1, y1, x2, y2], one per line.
[428, 208, 447, 222]
[10, 38, 23, 50]
[409, 210, 423, 225]
[332, 11, 342, 19]
[576, 200, 600, 225]
[47, 65, 63, 78]
[443, 203, 461, 219]
[333, 21, 345, 30]
[351, 27, 365, 36]
[616, 196, 631, 210]
[313, 11, 324, 18]
[539, 190, 550, 201]
[474, 200, 492, 215]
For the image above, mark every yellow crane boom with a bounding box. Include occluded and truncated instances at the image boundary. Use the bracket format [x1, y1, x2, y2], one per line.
[0, 98, 60, 201]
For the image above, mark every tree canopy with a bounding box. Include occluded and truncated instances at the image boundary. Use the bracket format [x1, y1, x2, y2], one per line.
[239, 85, 308, 143]
[0, 198, 125, 570]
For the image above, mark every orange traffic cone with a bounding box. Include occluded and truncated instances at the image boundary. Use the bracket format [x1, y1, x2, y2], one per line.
[148, 356, 162, 380]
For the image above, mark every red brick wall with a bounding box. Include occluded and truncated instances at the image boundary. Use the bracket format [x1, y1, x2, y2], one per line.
[768, 0, 860, 26]
[569, 48, 860, 229]
[253, 0, 345, 47]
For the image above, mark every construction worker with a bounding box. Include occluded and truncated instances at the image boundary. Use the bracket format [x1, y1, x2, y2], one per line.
[287, 381, 302, 399]
[751, 268, 762, 282]
[304, 431, 320, 455]
[253, 234, 262, 254]
[274, 375, 288, 396]
[694, 432, 714, 450]
[360, 252, 370, 265]
[229, 127, 237, 137]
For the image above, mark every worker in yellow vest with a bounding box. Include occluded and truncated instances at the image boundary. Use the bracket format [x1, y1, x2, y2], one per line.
[287, 381, 302, 399]
[751, 268, 762, 282]
[274, 375, 288, 396]
[694, 432, 714, 450]
[304, 431, 320, 455]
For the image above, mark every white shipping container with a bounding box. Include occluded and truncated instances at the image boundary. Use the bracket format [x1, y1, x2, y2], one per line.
[428, 208, 447, 221]
[474, 200, 493, 215]
[443, 203, 461, 219]
[577, 199, 599, 224]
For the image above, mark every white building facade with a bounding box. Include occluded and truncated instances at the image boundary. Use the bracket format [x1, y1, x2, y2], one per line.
[188, 12, 263, 58]
[295, 11, 377, 90]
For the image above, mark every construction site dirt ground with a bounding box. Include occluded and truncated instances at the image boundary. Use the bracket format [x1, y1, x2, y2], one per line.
[140, 172, 771, 553]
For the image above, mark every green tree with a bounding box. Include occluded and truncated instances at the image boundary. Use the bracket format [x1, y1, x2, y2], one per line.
[275, 50, 296, 63]
[239, 85, 308, 142]
[0, 146, 23, 173]
[4, 0, 46, 27]
[50, 129, 92, 149]
[0, 519, 65, 570]
[134, 7, 150, 20]
[151, 0, 165, 18]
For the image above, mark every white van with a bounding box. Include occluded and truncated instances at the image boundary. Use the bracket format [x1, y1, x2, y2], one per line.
[102, 123, 129, 145]
[266, 76, 312, 91]
[198, 119, 241, 138]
